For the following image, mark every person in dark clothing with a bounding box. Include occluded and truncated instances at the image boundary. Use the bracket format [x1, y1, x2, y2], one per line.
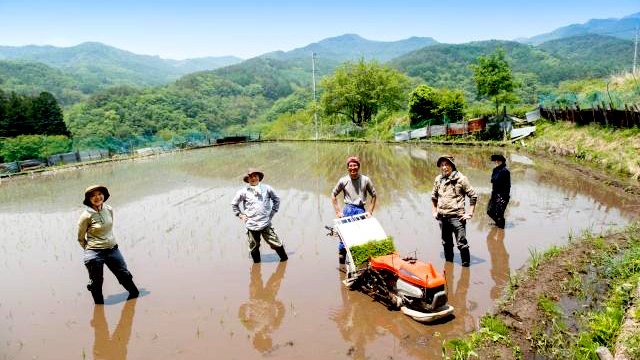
[487, 154, 511, 228]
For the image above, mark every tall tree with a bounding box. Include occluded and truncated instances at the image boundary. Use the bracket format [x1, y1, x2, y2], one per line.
[31, 92, 69, 136]
[471, 48, 515, 115]
[0, 89, 7, 137]
[320, 59, 410, 126]
[4, 92, 29, 137]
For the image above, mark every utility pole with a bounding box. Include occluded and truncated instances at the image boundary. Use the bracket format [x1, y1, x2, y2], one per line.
[634, 27, 638, 74]
[312, 52, 318, 140]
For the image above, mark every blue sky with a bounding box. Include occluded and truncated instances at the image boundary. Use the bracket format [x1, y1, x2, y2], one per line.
[0, 0, 638, 59]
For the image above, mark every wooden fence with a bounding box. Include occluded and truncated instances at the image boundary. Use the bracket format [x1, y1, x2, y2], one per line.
[540, 106, 640, 129]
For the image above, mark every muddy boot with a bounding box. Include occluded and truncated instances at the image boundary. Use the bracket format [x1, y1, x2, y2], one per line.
[338, 248, 346, 264]
[444, 246, 454, 262]
[251, 249, 261, 263]
[87, 283, 104, 304]
[275, 246, 288, 262]
[460, 247, 471, 267]
[122, 278, 139, 300]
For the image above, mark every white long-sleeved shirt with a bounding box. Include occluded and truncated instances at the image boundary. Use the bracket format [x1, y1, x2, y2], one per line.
[231, 183, 280, 231]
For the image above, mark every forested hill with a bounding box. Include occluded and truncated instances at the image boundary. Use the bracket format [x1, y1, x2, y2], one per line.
[389, 37, 633, 100]
[262, 34, 438, 62]
[0, 60, 86, 106]
[208, 34, 438, 100]
[390, 40, 570, 98]
[538, 34, 634, 74]
[520, 12, 640, 45]
[0, 42, 242, 90]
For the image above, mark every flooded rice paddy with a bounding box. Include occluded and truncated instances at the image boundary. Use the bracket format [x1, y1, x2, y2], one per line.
[0, 142, 637, 360]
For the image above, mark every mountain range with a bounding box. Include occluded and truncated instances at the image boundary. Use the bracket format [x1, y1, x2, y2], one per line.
[0, 12, 638, 108]
[518, 12, 640, 44]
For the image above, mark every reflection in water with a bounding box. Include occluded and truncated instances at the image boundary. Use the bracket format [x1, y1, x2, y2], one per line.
[487, 227, 510, 299]
[238, 262, 287, 353]
[91, 299, 137, 360]
[330, 270, 442, 360]
[445, 263, 474, 334]
[331, 279, 376, 360]
[0, 142, 635, 360]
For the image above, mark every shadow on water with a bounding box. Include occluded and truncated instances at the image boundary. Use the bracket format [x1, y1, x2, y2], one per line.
[104, 289, 150, 305]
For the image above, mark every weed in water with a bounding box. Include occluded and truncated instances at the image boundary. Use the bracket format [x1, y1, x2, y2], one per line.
[562, 270, 585, 297]
[538, 296, 563, 320]
[528, 247, 542, 274]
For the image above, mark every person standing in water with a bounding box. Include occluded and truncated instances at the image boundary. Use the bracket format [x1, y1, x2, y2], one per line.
[77, 185, 139, 304]
[331, 156, 377, 263]
[487, 154, 511, 228]
[431, 156, 477, 267]
[232, 168, 288, 263]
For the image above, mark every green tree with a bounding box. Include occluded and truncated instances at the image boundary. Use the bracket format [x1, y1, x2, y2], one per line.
[408, 85, 440, 126]
[320, 59, 410, 126]
[438, 89, 466, 122]
[4, 92, 29, 137]
[31, 92, 69, 136]
[0, 134, 71, 161]
[408, 86, 466, 126]
[471, 48, 515, 115]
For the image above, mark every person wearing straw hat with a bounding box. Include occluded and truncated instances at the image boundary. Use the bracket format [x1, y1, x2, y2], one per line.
[431, 155, 477, 267]
[487, 154, 510, 228]
[232, 168, 288, 263]
[331, 156, 377, 263]
[77, 185, 139, 304]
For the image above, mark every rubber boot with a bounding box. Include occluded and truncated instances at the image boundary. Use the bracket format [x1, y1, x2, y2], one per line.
[251, 249, 261, 263]
[460, 247, 471, 267]
[338, 248, 346, 264]
[444, 246, 454, 262]
[87, 283, 104, 304]
[122, 278, 139, 300]
[275, 246, 288, 262]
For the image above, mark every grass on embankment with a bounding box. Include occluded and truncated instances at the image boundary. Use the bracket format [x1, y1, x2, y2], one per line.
[441, 222, 640, 360]
[525, 120, 640, 180]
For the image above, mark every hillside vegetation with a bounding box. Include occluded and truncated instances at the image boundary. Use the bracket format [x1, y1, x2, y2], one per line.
[0, 42, 242, 99]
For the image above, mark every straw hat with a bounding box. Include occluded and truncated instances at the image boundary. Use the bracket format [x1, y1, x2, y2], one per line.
[243, 168, 264, 183]
[83, 185, 110, 206]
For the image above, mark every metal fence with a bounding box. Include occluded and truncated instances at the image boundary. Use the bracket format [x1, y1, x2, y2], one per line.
[0, 131, 260, 176]
[540, 106, 640, 129]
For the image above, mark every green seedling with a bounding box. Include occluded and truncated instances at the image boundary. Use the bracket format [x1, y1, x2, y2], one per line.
[349, 237, 395, 267]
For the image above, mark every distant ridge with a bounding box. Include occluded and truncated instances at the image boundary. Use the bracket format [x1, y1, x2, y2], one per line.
[0, 42, 243, 87]
[519, 12, 640, 45]
[261, 34, 438, 62]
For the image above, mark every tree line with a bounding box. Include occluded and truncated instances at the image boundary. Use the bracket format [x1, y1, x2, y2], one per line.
[0, 89, 69, 138]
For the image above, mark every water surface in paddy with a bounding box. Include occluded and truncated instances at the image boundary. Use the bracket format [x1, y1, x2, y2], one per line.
[1, 142, 636, 360]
